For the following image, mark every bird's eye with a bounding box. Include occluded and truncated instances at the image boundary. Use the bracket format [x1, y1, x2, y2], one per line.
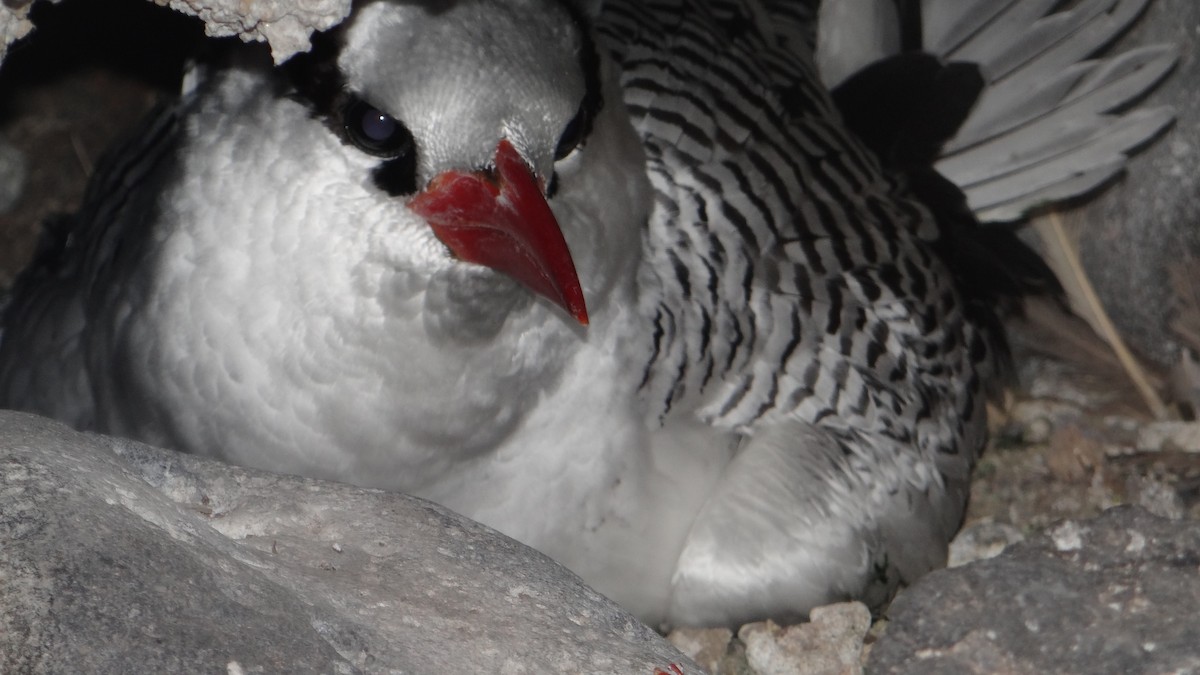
[554, 105, 589, 161]
[342, 97, 414, 159]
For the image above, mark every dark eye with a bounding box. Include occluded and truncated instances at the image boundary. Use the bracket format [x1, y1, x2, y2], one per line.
[342, 97, 414, 159]
[554, 105, 589, 161]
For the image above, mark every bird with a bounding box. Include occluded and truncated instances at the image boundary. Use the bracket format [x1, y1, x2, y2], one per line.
[0, 0, 1174, 628]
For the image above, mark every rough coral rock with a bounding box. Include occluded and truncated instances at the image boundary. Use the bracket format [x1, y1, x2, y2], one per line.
[1, 0, 348, 64]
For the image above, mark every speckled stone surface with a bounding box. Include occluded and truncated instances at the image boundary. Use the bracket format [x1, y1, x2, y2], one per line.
[0, 411, 696, 674]
[869, 506, 1200, 675]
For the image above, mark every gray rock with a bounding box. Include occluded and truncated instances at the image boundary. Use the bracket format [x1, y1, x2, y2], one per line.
[0, 410, 696, 674]
[1066, 0, 1200, 368]
[868, 506, 1200, 674]
[668, 627, 734, 674]
[947, 520, 1025, 568]
[1136, 421, 1200, 452]
[1, 1, 37, 64]
[1126, 473, 1188, 521]
[740, 603, 871, 675]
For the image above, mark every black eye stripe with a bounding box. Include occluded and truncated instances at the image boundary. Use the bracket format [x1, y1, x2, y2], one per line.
[554, 106, 588, 161]
[553, 11, 604, 163]
[283, 26, 346, 116]
[373, 155, 419, 197]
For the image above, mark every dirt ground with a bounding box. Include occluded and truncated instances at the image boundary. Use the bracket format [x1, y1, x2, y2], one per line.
[965, 312, 1200, 544]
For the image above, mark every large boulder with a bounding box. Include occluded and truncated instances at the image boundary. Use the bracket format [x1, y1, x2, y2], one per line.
[0, 410, 696, 673]
[869, 506, 1200, 674]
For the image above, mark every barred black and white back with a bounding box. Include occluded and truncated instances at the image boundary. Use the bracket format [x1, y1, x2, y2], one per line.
[595, 0, 992, 623]
[594, 0, 1171, 623]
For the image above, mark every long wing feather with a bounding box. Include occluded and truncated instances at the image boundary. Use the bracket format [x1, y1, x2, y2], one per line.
[600, 0, 989, 623]
[928, 0, 1176, 222]
[954, 106, 1174, 220]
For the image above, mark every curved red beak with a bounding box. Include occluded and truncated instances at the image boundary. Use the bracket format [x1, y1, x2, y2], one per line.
[408, 140, 589, 325]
